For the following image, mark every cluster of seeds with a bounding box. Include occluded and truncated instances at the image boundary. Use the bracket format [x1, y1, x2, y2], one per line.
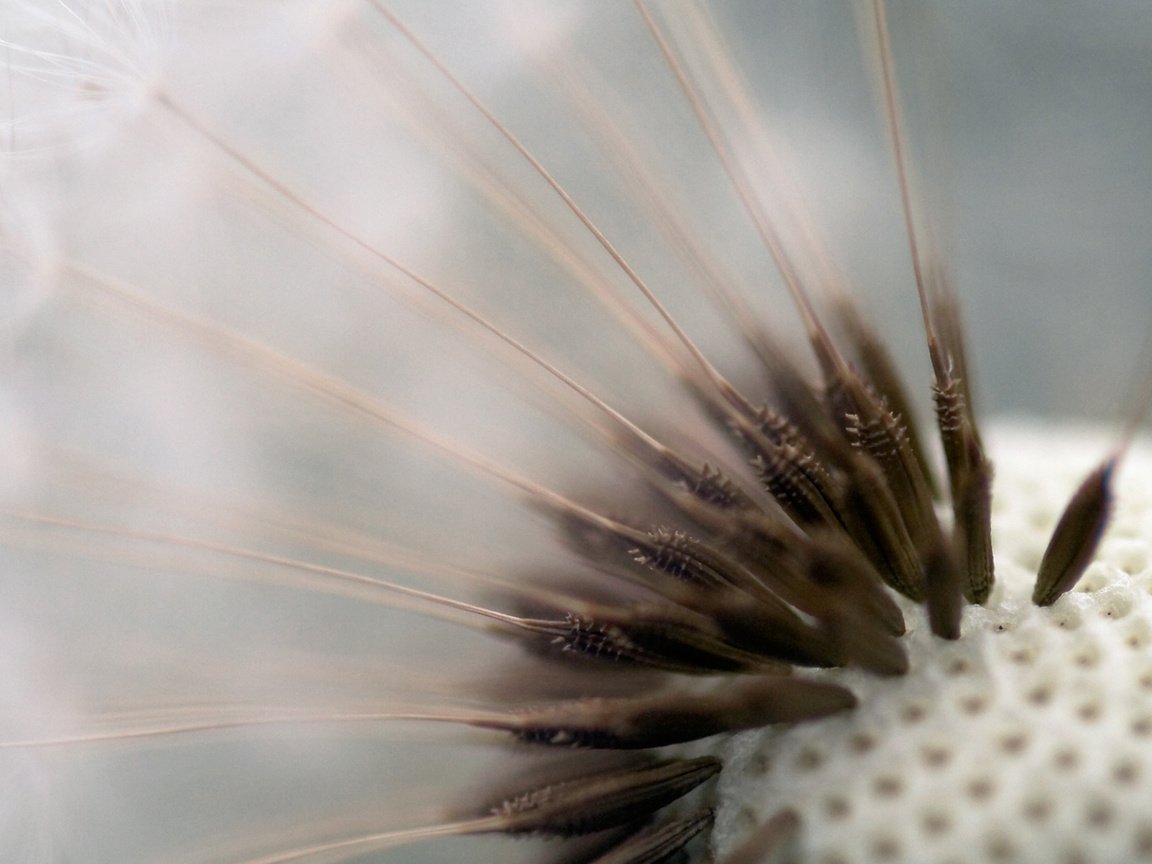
[429, 6, 1141, 861]
[716, 430, 1152, 864]
[3, 4, 1149, 864]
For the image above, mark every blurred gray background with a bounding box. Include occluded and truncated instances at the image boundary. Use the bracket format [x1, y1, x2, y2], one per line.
[717, 0, 1152, 423]
[2, 3, 1151, 863]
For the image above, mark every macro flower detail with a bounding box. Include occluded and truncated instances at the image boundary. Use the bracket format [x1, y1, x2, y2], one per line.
[2, 3, 1151, 864]
[718, 428, 1152, 863]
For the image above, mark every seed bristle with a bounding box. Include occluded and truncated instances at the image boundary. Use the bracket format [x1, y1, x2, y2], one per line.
[486, 756, 722, 838]
[4, 2, 1145, 863]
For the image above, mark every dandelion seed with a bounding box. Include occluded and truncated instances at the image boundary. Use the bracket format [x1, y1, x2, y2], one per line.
[2, 2, 1152, 864]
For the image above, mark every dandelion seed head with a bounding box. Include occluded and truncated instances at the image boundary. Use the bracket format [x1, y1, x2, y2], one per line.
[717, 427, 1152, 863]
[2, 3, 1152, 864]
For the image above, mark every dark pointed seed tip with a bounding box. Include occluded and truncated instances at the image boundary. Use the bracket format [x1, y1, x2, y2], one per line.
[805, 534, 908, 637]
[956, 443, 996, 605]
[589, 809, 715, 864]
[787, 678, 858, 716]
[861, 633, 911, 676]
[929, 615, 962, 641]
[1031, 457, 1116, 607]
[878, 598, 908, 637]
[823, 611, 908, 677]
[933, 614, 962, 640]
[923, 534, 964, 641]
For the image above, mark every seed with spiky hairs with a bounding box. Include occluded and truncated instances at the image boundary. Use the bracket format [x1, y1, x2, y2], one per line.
[486, 757, 721, 837]
[1, 4, 1150, 864]
[712, 428, 1152, 864]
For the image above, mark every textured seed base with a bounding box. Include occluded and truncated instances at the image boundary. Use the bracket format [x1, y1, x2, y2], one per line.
[715, 426, 1152, 864]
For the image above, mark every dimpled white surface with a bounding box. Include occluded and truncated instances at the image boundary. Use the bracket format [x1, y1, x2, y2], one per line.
[715, 426, 1152, 864]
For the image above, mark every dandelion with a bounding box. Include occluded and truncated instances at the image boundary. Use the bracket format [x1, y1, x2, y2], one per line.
[2, 2, 1151, 864]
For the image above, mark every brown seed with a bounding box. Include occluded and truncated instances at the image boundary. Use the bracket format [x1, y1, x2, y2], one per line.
[832, 295, 940, 501]
[1033, 457, 1116, 606]
[924, 528, 964, 640]
[486, 756, 722, 837]
[588, 809, 714, 864]
[481, 675, 856, 750]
